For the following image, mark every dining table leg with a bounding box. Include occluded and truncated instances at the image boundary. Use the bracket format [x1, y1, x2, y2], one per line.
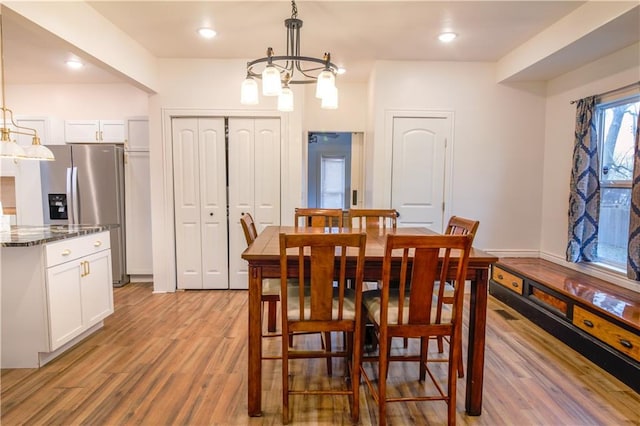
[465, 267, 489, 415]
[248, 265, 263, 416]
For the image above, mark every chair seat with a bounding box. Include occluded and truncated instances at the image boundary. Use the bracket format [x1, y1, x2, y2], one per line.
[287, 287, 356, 321]
[363, 289, 452, 325]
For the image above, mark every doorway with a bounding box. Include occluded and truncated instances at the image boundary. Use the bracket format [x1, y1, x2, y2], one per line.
[307, 131, 363, 209]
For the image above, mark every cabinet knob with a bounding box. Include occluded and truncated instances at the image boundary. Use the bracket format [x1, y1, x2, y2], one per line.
[62, 249, 71, 256]
[94, 240, 102, 247]
[619, 339, 633, 349]
[209, 212, 214, 216]
[582, 319, 594, 328]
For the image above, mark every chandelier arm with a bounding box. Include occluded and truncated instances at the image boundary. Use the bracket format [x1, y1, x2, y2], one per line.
[247, 56, 337, 79]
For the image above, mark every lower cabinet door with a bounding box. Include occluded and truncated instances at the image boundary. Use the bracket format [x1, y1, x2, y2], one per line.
[81, 251, 114, 328]
[46, 261, 83, 351]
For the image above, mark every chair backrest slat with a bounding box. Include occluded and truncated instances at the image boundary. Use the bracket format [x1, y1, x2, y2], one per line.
[294, 208, 344, 229]
[347, 208, 397, 231]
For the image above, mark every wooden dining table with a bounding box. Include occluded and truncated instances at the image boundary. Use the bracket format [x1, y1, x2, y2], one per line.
[242, 225, 498, 417]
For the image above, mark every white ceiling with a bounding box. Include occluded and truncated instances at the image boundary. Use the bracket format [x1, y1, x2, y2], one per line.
[1, 1, 639, 86]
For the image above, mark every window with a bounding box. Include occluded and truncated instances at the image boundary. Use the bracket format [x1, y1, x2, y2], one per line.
[320, 155, 346, 209]
[595, 94, 639, 268]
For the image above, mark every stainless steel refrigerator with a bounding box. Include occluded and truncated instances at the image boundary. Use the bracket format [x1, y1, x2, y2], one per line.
[40, 144, 129, 287]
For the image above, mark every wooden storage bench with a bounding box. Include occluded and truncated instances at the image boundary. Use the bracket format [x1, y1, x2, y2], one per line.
[489, 257, 640, 392]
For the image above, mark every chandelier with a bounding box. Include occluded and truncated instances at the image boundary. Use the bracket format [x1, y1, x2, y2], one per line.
[240, 0, 339, 111]
[0, 14, 54, 161]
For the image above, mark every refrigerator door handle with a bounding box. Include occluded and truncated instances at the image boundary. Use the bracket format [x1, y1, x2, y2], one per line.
[66, 167, 74, 224]
[70, 166, 79, 224]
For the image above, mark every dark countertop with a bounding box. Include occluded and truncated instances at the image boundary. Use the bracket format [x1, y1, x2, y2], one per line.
[0, 225, 116, 247]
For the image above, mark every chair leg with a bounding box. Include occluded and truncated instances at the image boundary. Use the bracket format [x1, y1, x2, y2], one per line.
[282, 333, 290, 424]
[323, 332, 333, 376]
[448, 343, 458, 426]
[456, 333, 464, 378]
[419, 336, 428, 381]
[378, 330, 389, 426]
[350, 330, 360, 423]
[267, 300, 277, 333]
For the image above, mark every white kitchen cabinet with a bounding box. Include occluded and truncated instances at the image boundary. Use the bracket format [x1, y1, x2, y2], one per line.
[124, 117, 152, 276]
[124, 151, 153, 275]
[64, 120, 125, 143]
[125, 116, 149, 151]
[46, 249, 113, 350]
[0, 230, 114, 368]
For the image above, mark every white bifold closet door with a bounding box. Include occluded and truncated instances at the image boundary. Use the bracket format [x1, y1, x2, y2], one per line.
[228, 118, 281, 289]
[173, 118, 228, 289]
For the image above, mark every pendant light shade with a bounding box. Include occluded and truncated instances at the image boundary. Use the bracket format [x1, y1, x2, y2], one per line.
[22, 137, 55, 161]
[0, 138, 26, 159]
[321, 85, 338, 110]
[315, 69, 335, 99]
[277, 87, 294, 112]
[240, 77, 259, 105]
[262, 65, 282, 96]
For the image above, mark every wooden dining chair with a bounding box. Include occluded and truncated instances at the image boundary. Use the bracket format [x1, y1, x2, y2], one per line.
[294, 207, 343, 229]
[347, 208, 398, 231]
[360, 233, 473, 426]
[240, 213, 280, 337]
[293, 207, 344, 373]
[436, 215, 480, 377]
[279, 231, 366, 424]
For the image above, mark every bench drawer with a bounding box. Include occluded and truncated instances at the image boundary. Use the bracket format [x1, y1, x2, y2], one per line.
[573, 306, 640, 362]
[492, 265, 524, 295]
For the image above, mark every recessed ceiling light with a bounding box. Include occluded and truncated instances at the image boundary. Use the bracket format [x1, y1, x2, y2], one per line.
[438, 32, 457, 43]
[198, 28, 217, 39]
[65, 59, 83, 69]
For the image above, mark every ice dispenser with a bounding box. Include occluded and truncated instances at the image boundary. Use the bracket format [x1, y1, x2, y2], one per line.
[48, 194, 68, 220]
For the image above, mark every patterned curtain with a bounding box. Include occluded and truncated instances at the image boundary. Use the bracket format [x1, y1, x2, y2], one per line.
[627, 112, 640, 279]
[567, 96, 599, 262]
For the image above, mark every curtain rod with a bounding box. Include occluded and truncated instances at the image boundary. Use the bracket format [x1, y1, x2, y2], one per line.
[570, 81, 640, 104]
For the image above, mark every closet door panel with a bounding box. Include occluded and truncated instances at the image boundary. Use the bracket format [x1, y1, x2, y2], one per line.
[199, 118, 229, 289]
[172, 119, 203, 289]
[228, 119, 256, 290]
[254, 119, 281, 233]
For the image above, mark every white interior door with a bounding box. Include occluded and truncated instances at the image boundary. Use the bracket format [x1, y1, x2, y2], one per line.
[228, 118, 280, 290]
[199, 119, 229, 289]
[173, 118, 228, 289]
[391, 116, 450, 231]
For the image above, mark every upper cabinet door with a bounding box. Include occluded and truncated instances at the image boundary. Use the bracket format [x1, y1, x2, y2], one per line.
[125, 117, 149, 151]
[64, 120, 125, 143]
[65, 120, 100, 143]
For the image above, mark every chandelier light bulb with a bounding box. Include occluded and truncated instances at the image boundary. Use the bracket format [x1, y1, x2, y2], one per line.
[262, 65, 282, 96]
[315, 69, 335, 99]
[321, 85, 338, 110]
[277, 87, 294, 112]
[240, 77, 259, 105]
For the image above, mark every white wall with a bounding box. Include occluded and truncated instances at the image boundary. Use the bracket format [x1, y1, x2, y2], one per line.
[541, 42, 640, 291]
[368, 60, 547, 252]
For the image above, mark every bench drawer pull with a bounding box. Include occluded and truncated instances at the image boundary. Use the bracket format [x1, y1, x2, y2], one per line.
[582, 319, 594, 328]
[498, 274, 504, 280]
[619, 339, 633, 349]
[512, 281, 518, 288]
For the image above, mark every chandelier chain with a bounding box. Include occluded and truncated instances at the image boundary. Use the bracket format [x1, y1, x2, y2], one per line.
[291, 0, 298, 19]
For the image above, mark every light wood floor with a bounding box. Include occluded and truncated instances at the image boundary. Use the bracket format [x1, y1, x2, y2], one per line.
[2, 282, 638, 425]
